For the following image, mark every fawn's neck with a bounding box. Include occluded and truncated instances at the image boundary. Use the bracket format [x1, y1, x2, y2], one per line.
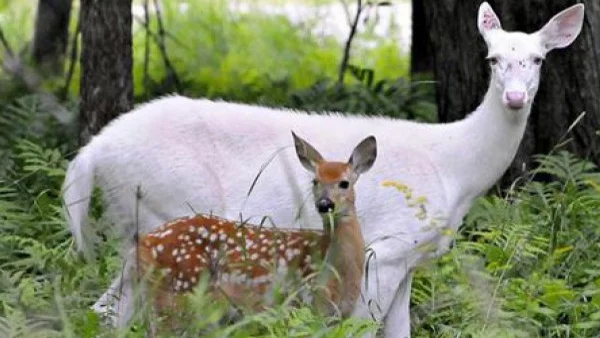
[321, 207, 365, 282]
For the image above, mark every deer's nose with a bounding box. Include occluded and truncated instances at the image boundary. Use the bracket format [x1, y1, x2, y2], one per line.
[316, 198, 335, 214]
[505, 91, 526, 109]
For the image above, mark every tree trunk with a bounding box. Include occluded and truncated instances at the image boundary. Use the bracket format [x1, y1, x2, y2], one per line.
[410, 0, 433, 75]
[32, 0, 72, 74]
[79, 0, 133, 145]
[421, 0, 600, 187]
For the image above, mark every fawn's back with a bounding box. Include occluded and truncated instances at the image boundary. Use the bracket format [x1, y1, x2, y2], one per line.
[138, 214, 328, 306]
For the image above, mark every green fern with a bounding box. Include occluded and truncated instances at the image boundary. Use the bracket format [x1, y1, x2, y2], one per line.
[413, 151, 600, 337]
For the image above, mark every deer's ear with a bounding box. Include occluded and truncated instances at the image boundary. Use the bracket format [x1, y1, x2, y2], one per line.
[536, 4, 584, 53]
[348, 136, 377, 175]
[292, 131, 323, 173]
[477, 2, 502, 41]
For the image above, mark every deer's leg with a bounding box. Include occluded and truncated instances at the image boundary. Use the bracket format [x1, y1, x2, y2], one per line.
[92, 275, 122, 325]
[350, 241, 416, 338]
[383, 274, 413, 338]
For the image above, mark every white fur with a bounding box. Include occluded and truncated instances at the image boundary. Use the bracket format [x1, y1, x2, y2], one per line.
[62, 2, 584, 336]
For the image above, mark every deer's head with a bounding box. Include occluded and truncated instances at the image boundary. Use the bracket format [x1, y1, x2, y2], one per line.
[478, 2, 584, 112]
[292, 132, 377, 220]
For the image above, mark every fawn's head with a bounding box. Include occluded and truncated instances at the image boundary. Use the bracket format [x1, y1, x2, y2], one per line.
[292, 132, 377, 220]
[478, 2, 584, 111]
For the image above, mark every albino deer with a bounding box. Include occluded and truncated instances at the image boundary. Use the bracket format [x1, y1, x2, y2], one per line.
[135, 132, 376, 327]
[62, 2, 585, 337]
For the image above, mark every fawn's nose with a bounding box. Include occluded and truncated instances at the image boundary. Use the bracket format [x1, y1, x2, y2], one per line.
[316, 198, 335, 214]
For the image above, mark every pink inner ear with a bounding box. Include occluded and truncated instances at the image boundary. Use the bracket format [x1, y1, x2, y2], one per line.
[558, 10, 579, 30]
[483, 10, 501, 30]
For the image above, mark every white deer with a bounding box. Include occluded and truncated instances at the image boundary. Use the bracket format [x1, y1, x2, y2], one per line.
[62, 2, 584, 337]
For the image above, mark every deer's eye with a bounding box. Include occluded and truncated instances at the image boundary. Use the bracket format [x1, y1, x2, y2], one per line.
[312, 179, 318, 186]
[339, 181, 350, 189]
[487, 56, 499, 66]
[532, 56, 544, 65]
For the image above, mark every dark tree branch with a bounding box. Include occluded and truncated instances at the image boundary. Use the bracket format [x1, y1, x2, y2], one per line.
[133, 16, 189, 50]
[143, 0, 151, 98]
[338, 0, 363, 84]
[339, 0, 353, 27]
[60, 12, 80, 100]
[0, 25, 14, 57]
[151, 0, 182, 92]
[0, 24, 42, 92]
[32, 0, 72, 73]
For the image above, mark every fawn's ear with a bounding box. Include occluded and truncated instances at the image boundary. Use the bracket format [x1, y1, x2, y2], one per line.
[292, 131, 324, 173]
[348, 136, 377, 175]
[536, 4, 584, 53]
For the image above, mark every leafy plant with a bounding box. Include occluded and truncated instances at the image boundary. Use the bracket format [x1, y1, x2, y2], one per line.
[412, 151, 600, 337]
[289, 65, 436, 121]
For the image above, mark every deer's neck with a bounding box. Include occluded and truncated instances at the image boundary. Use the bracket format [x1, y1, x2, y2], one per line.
[441, 82, 532, 203]
[322, 210, 365, 284]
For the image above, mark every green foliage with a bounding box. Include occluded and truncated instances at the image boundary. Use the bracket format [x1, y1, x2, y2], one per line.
[131, 0, 409, 105]
[0, 95, 75, 177]
[411, 151, 600, 337]
[289, 65, 436, 121]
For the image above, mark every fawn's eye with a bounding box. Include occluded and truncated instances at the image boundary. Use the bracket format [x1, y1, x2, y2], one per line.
[312, 179, 318, 186]
[487, 56, 499, 66]
[338, 181, 350, 189]
[532, 56, 544, 65]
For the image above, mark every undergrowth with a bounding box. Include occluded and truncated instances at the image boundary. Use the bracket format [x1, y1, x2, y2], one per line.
[1, 96, 599, 337]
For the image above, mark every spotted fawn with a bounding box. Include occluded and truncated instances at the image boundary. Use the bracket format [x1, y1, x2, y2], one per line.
[136, 131, 377, 327]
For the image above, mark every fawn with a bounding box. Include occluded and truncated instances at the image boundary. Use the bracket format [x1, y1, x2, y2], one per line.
[135, 132, 377, 326]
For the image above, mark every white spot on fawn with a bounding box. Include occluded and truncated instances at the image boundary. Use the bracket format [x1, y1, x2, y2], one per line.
[160, 229, 173, 238]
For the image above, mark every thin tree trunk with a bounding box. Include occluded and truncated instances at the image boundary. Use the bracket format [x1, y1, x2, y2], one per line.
[421, 0, 600, 187]
[79, 0, 133, 145]
[410, 0, 433, 75]
[32, 0, 72, 74]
